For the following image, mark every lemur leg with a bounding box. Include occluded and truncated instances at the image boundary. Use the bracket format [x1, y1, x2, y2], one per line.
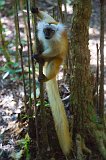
[38, 58, 62, 82]
[44, 58, 63, 81]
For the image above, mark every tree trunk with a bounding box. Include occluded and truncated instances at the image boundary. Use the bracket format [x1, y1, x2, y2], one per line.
[99, 0, 104, 120]
[70, 0, 106, 159]
[71, 0, 92, 137]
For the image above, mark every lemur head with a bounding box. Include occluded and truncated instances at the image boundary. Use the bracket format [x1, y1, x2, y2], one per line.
[37, 21, 65, 41]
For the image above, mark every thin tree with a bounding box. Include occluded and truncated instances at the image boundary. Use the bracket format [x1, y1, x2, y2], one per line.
[99, 0, 104, 120]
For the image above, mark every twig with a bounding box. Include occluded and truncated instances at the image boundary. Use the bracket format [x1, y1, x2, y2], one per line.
[26, 0, 36, 107]
[57, 0, 64, 22]
[99, 0, 104, 120]
[96, 43, 99, 114]
[30, 0, 40, 153]
[15, 0, 27, 107]
[63, 0, 68, 24]
[14, 1, 19, 62]
[20, 0, 32, 108]
[31, 6, 49, 156]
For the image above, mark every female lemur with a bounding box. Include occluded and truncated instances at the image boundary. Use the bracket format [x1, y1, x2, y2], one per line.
[33, 9, 72, 156]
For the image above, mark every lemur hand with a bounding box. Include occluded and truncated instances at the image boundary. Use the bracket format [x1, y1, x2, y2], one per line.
[38, 74, 48, 82]
[32, 54, 45, 64]
[32, 54, 39, 60]
[31, 7, 39, 14]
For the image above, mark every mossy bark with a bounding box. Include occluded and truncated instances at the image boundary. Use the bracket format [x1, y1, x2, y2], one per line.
[70, 0, 106, 159]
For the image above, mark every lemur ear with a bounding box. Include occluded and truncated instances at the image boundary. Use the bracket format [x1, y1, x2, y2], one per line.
[57, 24, 65, 32]
[31, 7, 39, 14]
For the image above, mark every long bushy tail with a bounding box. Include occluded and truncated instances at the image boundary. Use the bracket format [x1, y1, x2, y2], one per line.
[46, 78, 72, 155]
[35, 9, 58, 24]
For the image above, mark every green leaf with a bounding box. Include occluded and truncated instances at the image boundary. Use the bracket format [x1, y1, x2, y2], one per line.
[0, 65, 7, 72]
[10, 76, 19, 81]
[0, 0, 5, 8]
[8, 69, 16, 74]
[12, 62, 19, 68]
[15, 68, 22, 73]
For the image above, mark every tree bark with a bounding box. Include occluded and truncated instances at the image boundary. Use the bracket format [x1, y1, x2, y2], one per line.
[99, 0, 104, 120]
[70, 0, 92, 136]
[70, 0, 106, 159]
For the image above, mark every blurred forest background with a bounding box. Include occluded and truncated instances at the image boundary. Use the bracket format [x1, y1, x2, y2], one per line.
[0, 0, 106, 160]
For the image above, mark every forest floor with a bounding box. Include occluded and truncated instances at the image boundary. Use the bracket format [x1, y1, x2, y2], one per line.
[0, 0, 106, 160]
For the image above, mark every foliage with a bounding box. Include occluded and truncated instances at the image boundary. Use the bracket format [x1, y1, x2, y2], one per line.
[23, 133, 31, 160]
[11, 133, 31, 160]
[0, 0, 5, 10]
[36, 100, 49, 107]
[17, 133, 31, 160]
[0, 61, 22, 80]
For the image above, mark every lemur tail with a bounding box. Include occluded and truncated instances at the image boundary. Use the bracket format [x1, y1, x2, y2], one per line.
[46, 78, 72, 155]
[36, 10, 58, 24]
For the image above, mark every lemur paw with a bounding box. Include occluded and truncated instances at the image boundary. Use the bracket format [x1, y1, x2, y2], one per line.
[32, 54, 40, 62]
[31, 7, 39, 14]
[32, 54, 39, 60]
[32, 54, 45, 64]
[38, 74, 48, 82]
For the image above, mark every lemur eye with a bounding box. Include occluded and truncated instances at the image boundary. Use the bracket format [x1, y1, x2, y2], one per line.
[43, 28, 55, 34]
[51, 30, 55, 33]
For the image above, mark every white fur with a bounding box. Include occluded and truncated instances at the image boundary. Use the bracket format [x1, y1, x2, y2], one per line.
[37, 21, 66, 42]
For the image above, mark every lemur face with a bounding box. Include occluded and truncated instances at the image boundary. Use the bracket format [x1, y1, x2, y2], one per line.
[38, 21, 65, 42]
[43, 24, 56, 39]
